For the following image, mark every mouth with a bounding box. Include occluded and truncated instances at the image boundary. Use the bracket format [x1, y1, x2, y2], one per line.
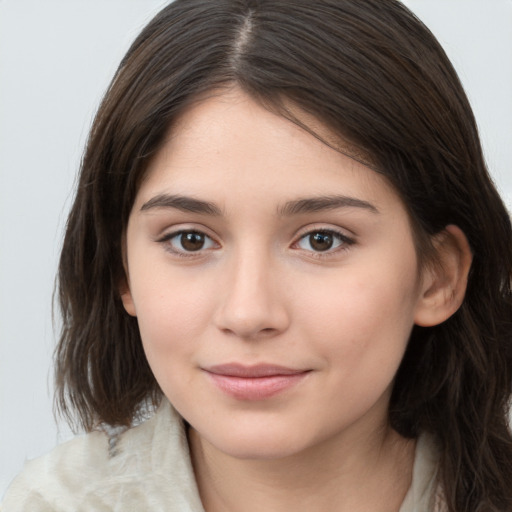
[203, 363, 311, 400]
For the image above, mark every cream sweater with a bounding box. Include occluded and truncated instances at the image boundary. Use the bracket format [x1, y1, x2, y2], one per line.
[2, 400, 441, 511]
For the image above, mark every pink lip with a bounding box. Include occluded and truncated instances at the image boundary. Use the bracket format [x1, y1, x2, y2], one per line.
[204, 364, 310, 400]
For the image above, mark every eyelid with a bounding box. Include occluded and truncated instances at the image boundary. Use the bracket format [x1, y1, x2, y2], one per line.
[156, 225, 221, 257]
[156, 222, 219, 242]
[154, 222, 355, 259]
[291, 225, 356, 256]
[294, 223, 356, 240]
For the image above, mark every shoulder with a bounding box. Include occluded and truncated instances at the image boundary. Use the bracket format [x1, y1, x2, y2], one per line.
[1, 429, 110, 511]
[1, 400, 203, 512]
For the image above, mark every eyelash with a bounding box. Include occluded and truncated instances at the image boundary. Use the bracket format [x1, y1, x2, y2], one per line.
[292, 229, 355, 258]
[158, 230, 218, 258]
[157, 228, 355, 259]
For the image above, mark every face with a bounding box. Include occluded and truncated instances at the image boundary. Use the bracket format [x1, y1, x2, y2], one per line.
[122, 88, 430, 460]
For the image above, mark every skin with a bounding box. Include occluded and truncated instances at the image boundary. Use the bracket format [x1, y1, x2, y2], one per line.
[121, 88, 471, 512]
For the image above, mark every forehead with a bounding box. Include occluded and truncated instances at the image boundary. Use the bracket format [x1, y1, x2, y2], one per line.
[135, 88, 403, 218]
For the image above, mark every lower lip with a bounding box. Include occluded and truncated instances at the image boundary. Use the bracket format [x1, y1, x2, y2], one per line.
[206, 372, 309, 400]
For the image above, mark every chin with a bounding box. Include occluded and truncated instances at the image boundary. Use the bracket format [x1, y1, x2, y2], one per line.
[211, 437, 306, 461]
[192, 419, 319, 461]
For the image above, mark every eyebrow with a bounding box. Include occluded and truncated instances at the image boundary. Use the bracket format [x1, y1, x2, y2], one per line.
[140, 193, 378, 217]
[140, 194, 222, 215]
[277, 195, 379, 216]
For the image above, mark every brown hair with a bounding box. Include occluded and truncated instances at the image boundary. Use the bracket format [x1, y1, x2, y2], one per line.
[55, 1, 512, 510]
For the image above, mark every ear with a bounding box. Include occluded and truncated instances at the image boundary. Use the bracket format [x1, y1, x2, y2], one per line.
[119, 233, 137, 317]
[119, 277, 137, 317]
[414, 225, 472, 327]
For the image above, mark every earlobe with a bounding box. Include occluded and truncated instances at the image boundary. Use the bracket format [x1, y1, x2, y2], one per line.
[414, 225, 472, 327]
[119, 278, 137, 317]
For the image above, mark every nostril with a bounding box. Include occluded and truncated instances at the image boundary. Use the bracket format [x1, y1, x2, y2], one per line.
[219, 325, 281, 340]
[213, 275, 290, 338]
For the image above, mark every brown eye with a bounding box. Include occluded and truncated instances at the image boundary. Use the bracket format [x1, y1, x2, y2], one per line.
[180, 232, 206, 251]
[163, 230, 217, 254]
[296, 229, 353, 254]
[309, 232, 334, 251]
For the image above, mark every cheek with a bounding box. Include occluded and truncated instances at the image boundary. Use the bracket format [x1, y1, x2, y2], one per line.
[133, 286, 209, 404]
[128, 266, 216, 367]
[295, 257, 420, 371]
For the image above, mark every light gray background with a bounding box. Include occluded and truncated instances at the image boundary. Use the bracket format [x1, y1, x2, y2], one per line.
[1, 0, 511, 498]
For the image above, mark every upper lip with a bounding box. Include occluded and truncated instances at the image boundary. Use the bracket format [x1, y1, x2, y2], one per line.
[204, 363, 308, 378]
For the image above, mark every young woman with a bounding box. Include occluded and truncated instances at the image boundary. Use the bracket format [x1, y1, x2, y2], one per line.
[3, 1, 512, 511]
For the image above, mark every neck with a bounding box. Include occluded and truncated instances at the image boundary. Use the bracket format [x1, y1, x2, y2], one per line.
[188, 422, 416, 512]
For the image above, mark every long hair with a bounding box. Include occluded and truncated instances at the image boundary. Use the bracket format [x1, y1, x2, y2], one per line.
[55, 1, 512, 510]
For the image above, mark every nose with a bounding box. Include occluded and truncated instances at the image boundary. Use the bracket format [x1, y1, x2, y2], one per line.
[213, 248, 290, 340]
